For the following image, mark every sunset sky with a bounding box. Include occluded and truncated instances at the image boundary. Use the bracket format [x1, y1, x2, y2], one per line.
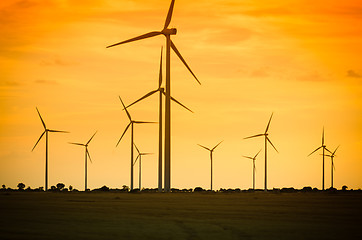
[1, 0, 361, 190]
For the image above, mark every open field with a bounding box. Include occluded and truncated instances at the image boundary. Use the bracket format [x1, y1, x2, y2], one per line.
[1, 191, 361, 240]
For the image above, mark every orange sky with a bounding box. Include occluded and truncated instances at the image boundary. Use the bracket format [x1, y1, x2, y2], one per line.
[1, 0, 361, 190]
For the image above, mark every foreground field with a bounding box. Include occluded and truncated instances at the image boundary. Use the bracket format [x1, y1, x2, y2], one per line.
[1, 191, 361, 240]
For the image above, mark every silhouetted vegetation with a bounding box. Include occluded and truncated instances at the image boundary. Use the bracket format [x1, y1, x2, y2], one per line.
[17, 183, 25, 191]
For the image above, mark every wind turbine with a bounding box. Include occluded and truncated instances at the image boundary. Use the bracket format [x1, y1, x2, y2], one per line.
[69, 131, 97, 191]
[325, 145, 339, 189]
[116, 96, 155, 191]
[308, 128, 331, 190]
[133, 143, 153, 190]
[243, 149, 261, 190]
[32, 107, 68, 191]
[124, 47, 193, 192]
[107, 0, 200, 192]
[244, 113, 278, 191]
[197, 141, 223, 191]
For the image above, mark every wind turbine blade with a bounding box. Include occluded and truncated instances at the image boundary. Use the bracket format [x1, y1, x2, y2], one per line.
[322, 127, 325, 145]
[87, 131, 97, 145]
[119, 96, 132, 121]
[212, 141, 223, 151]
[133, 121, 157, 124]
[308, 146, 322, 156]
[170, 40, 201, 85]
[333, 145, 340, 155]
[116, 123, 131, 147]
[36, 107, 46, 129]
[159, 46, 163, 88]
[133, 143, 140, 154]
[126, 90, 159, 109]
[267, 137, 278, 153]
[87, 149, 93, 164]
[243, 156, 254, 160]
[48, 130, 69, 133]
[244, 133, 264, 140]
[325, 147, 332, 154]
[69, 142, 85, 146]
[265, 112, 273, 133]
[106, 31, 162, 48]
[168, 94, 193, 113]
[141, 153, 154, 156]
[164, 0, 175, 29]
[32, 131, 45, 151]
[197, 144, 211, 151]
[254, 149, 262, 158]
[133, 155, 140, 166]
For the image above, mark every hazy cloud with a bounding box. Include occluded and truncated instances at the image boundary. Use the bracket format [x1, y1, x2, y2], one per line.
[34, 79, 57, 85]
[347, 70, 361, 78]
[39, 57, 77, 67]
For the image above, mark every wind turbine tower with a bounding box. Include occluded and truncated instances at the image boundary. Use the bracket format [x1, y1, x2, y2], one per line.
[107, 0, 200, 192]
[197, 141, 223, 191]
[243, 149, 261, 190]
[308, 128, 331, 190]
[69, 131, 97, 191]
[116, 97, 155, 190]
[32, 107, 68, 191]
[244, 113, 278, 191]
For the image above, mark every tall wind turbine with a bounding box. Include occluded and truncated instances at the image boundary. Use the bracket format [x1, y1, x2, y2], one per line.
[244, 113, 278, 191]
[325, 145, 339, 189]
[243, 149, 261, 190]
[197, 141, 223, 191]
[107, 0, 200, 192]
[116, 96, 155, 191]
[69, 131, 97, 191]
[134, 143, 153, 190]
[32, 107, 68, 191]
[124, 47, 193, 192]
[308, 128, 331, 190]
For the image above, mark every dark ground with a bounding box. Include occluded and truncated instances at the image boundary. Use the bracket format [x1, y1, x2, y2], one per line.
[1, 191, 361, 240]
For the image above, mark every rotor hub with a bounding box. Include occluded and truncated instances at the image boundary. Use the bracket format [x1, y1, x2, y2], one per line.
[162, 28, 177, 35]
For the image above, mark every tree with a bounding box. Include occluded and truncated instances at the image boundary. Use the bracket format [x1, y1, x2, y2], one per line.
[17, 183, 25, 190]
[342, 185, 348, 191]
[69, 185, 73, 191]
[2, 184, 5, 189]
[56, 183, 65, 191]
[122, 185, 129, 192]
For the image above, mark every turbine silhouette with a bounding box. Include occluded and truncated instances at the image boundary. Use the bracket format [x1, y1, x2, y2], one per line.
[133, 143, 153, 191]
[69, 131, 97, 191]
[116, 96, 156, 190]
[197, 141, 223, 191]
[124, 47, 192, 192]
[308, 128, 332, 190]
[244, 113, 278, 191]
[243, 149, 261, 190]
[325, 145, 339, 189]
[107, 0, 200, 192]
[32, 107, 69, 191]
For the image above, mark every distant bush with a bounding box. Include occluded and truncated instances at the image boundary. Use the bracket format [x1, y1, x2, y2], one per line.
[193, 187, 204, 192]
[122, 185, 129, 192]
[56, 183, 65, 191]
[302, 186, 313, 192]
[92, 185, 110, 192]
[69, 185, 73, 191]
[281, 187, 296, 193]
[342, 185, 348, 191]
[2, 184, 5, 189]
[17, 183, 25, 191]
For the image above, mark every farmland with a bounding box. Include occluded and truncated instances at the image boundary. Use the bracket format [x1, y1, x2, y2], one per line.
[1, 191, 361, 240]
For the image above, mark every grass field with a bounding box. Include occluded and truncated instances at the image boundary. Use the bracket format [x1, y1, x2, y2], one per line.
[1, 191, 361, 240]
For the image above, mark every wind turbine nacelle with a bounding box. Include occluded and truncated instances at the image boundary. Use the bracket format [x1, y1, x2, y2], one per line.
[162, 28, 177, 35]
